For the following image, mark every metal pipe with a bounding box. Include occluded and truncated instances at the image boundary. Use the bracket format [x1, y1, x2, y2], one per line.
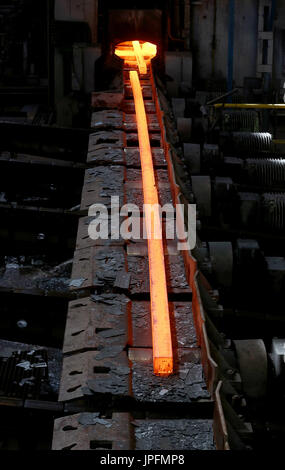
[211, 0, 217, 78]
[214, 103, 285, 109]
[207, 88, 239, 105]
[227, 0, 235, 101]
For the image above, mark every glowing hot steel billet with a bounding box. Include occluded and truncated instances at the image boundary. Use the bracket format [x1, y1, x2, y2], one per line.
[129, 70, 173, 376]
[132, 41, 147, 75]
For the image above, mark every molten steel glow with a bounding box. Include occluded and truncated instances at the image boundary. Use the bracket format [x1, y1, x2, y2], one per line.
[129, 70, 173, 376]
[115, 41, 157, 70]
[132, 41, 147, 74]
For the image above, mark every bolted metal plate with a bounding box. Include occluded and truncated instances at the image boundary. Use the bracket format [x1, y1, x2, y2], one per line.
[87, 146, 166, 167]
[63, 297, 196, 353]
[58, 350, 130, 402]
[70, 246, 125, 292]
[87, 145, 125, 165]
[134, 419, 215, 450]
[80, 167, 171, 213]
[88, 131, 125, 153]
[76, 216, 126, 249]
[90, 111, 160, 133]
[91, 91, 124, 109]
[76, 216, 176, 251]
[63, 294, 130, 354]
[59, 348, 208, 404]
[80, 166, 125, 211]
[70, 246, 191, 294]
[91, 110, 123, 130]
[52, 412, 131, 450]
[75, 215, 155, 250]
[52, 413, 213, 451]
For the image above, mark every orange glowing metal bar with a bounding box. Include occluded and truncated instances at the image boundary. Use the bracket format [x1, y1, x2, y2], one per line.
[132, 41, 147, 75]
[129, 70, 173, 376]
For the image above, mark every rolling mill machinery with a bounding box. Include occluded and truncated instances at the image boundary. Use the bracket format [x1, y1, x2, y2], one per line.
[1, 0, 285, 453]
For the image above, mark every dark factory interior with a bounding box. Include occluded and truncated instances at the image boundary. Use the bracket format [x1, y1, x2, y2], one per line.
[1, 0, 285, 453]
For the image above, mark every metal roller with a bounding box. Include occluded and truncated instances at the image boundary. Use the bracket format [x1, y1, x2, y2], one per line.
[244, 158, 285, 187]
[242, 152, 285, 160]
[177, 117, 192, 143]
[208, 241, 233, 288]
[233, 340, 268, 399]
[262, 193, 285, 230]
[191, 175, 212, 217]
[232, 132, 273, 154]
[222, 110, 259, 132]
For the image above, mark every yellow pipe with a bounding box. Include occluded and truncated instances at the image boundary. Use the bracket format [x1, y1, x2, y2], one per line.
[214, 103, 285, 109]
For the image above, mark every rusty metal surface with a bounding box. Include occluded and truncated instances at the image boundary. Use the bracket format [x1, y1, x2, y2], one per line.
[128, 248, 190, 294]
[87, 145, 125, 166]
[58, 350, 130, 402]
[131, 348, 210, 403]
[70, 246, 191, 294]
[91, 91, 124, 109]
[63, 294, 129, 354]
[122, 100, 156, 114]
[125, 168, 173, 209]
[88, 131, 125, 153]
[53, 412, 131, 450]
[91, 110, 123, 130]
[126, 239, 178, 257]
[52, 412, 214, 450]
[0, 256, 72, 297]
[127, 168, 169, 182]
[70, 246, 125, 292]
[80, 166, 171, 212]
[53, 62, 221, 450]
[91, 111, 160, 133]
[59, 348, 209, 404]
[80, 166, 125, 211]
[76, 216, 159, 250]
[76, 216, 125, 249]
[0, 339, 62, 399]
[125, 84, 152, 99]
[87, 146, 166, 167]
[0, 349, 48, 399]
[134, 419, 215, 450]
[124, 114, 160, 132]
[132, 301, 197, 349]
[127, 131, 161, 147]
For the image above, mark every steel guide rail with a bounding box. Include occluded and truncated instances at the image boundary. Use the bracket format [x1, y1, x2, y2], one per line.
[52, 48, 218, 451]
